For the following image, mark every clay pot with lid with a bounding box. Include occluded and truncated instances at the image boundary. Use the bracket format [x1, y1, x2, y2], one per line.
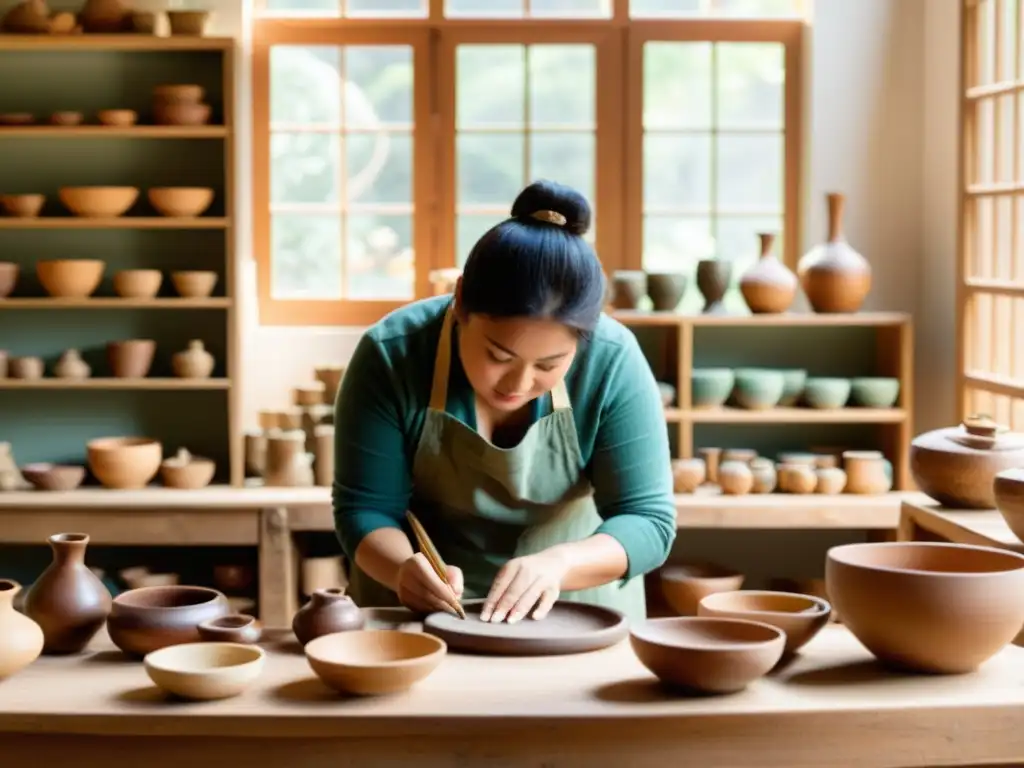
[798, 192, 872, 313]
[107, 585, 231, 657]
[292, 587, 366, 646]
[909, 415, 1024, 509]
[23, 533, 112, 654]
[0, 580, 44, 679]
[739, 233, 797, 314]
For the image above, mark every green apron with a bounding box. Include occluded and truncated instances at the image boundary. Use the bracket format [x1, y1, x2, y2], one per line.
[346, 304, 646, 623]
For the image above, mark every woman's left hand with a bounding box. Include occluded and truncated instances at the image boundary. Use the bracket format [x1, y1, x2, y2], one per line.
[481, 551, 569, 624]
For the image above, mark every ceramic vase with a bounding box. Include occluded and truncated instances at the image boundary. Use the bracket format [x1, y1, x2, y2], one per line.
[0, 580, 44, 679]
[797, 193, 872, 313]
[739, 232, 797, 313]
[696, 260, 732, 314]
[24, 533, 112, 654]
[610, 271, 648, 310]
[54, 349, 91, 379]
[292, 587, 366, 646]
[646, 273, 687, 312]
[172, 339, 215, 379]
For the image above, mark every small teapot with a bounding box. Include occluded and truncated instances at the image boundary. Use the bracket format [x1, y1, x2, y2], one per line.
[291, 587, 365, 646]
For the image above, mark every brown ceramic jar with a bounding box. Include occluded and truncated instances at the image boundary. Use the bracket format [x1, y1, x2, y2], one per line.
[797, 193, 872, 313]
[107, 585, 231, 657]
[292, 587, 365, 646]
[909, 415, 1024, 509]
[0, 580, 44, 679]
[23, 533, 112, 654]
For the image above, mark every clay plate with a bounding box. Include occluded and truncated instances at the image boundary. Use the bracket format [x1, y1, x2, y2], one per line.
[423, 599, 628, 655]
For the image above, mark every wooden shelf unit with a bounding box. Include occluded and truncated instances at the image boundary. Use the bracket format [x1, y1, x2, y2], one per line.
[612, 310, 915, 490]
[0, 35, 241, 485]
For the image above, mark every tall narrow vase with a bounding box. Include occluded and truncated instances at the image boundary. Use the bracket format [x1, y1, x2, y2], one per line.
[23, 533, 112, 654]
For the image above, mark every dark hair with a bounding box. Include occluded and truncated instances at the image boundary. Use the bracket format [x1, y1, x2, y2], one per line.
[459, 179, 606, 334]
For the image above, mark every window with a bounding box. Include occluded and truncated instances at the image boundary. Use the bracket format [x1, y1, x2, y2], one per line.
[252, 0, 807, 325]
[958, 0, 1024, 426]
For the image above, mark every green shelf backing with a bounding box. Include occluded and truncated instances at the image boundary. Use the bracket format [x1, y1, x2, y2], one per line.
[693, 326, 879, 375]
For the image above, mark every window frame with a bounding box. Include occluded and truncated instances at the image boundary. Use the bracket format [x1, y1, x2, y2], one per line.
[956, 0, 1024, 423]
[251, 4, 806, 326]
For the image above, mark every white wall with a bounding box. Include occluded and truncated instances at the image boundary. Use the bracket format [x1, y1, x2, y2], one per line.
[225, 0, 960, 436]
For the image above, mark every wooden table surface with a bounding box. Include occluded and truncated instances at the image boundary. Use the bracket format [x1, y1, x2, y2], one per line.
[2, 625, 1024, 767]
[899, 499, 1024, 553]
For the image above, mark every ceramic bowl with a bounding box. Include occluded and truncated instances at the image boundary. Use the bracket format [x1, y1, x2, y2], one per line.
[305, 629, 446, 695]
[0, 193, 45, 218]
[0, 262, 17, 297]
[731, 368, 784, 410]
[36, 259, 105, 298]
[87, 436, 162, 489]
[646, 272, 687, 311]
[802, 377, 851, 409]
[660, 563, 744, 616]
[144, 642, 264, 701]
[153, 101, 212, 127]
[113, 269, 162, 299]
[97, 109, 138, 127]
[160, 452, 216, 490]
[691, 368, 734, 409]
[697, 590, 831, 654]
[171, 270, 218, 298]
[58, 186, 139, 218]
[826, 542, 1024, 674]
[630, 617, 785, 694]
[20, 463, 85, 492]
[198, 614, 262, 645]
[610, 270, 648, 310]
[148, 187, 215, 218]
[777, 368, 808, 406]
[850, 377, 900, 408]
[108, 585, 231, 657]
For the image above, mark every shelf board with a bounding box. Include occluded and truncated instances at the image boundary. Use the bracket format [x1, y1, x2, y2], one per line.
[0, 298, 231, 309]
[0, 378, 230, 390]
[688, 406, 906, 424]
[0, 217, 229, 229]
[0, 126, 229, 139]
[0, 34, 234, 52]
[611, 310, 911, 328]
[664, 407, 684, 422]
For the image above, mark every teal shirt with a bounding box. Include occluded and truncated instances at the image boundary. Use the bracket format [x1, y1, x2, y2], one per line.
[332, 295, 677, 580]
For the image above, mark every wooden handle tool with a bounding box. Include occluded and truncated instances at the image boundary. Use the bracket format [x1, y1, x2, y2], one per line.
[406, 511, 466, 620]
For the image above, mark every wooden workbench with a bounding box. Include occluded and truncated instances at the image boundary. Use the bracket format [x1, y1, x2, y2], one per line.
[897, 497, 1024, 553]
[0, 625, 1022, 767]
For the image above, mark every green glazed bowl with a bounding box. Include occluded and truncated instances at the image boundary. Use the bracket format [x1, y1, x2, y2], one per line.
[691, 368, 735, 409]
[732, 368, 785, 410]
[802, 377, 852, 409]
[777, 368, 808, 407]
[850, 377, 900, 408]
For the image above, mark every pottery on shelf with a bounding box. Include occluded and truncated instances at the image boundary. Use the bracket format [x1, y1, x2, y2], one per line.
[292, 587, 366, 646]
[78, 0, 130, 32]
[36, 259, 104, 298]
[212, 564, 254, 593]
[0, 580, 44, 679]
[160, 447, 215, 490]
[107, 339, 156, 378]
[148, 187, 214, 218]
[850, 377, 900, 408]
[172, 339, 215, 379]
[697, 590, 831, 655]
[244, 430, 267, 477]
[739, 233, 797, 314]
[0, 193, 44, 218]
[54, 349, 90, 380]
[107, 585, 231, 657]
[826, 542, 1024, 674]
[23, 533, 112, 654]
[0, 441, 29, 490]
[718, 461, 753, 495]
[609, 270, 647, 310]
[646, 272, 687, 311]
[171, 270, 218, 298]
[293, 382, 326, 407]
[144, 642, 265, 702]
[314, 424, 334, 488]
[59, 186, 139, 218]
[691, 368, 734, 409]
[314, 364, 345, 404]
[9, 356, 43, 380]
[697, 447, 722, 484]
[197, 614, 262, 645]
[732, 368, 784, 410]
[749, 458, 777, 493]
[696, 259, 732, 314]
[802, 377, 851, 409]
[21, 463, 85, 492]
[777, 368, 808, 407]
[842, 450, 892, 494]
[305, 629, 446, 696]
[659, 563, 744, 616]
[909, 416, 1024, 508]
[670, 458, 706, 494]
[113, 269, 162, 299]
[815, 466, 847, 495]
[87, 436, 162, 489]
[97, 109, 138, 127]
[630, 617, 785, 694]
[721, 448, 757, 464]
[777, 462, 817, 494]
[263, 429, 314, 487]
[0, 261, 18, 297]
[798, 192, 872, 313]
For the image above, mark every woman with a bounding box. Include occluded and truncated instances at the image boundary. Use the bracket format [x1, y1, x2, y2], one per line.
[332, 180, 676, 625]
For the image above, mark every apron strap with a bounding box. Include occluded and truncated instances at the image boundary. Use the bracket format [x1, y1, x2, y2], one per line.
[428, 303, 574, 413]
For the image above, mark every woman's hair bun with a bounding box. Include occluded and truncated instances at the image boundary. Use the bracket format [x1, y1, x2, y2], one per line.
[510, 179, 592, 237]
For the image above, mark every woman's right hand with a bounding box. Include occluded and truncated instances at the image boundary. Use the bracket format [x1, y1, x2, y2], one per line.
[396, 553, 464, 615]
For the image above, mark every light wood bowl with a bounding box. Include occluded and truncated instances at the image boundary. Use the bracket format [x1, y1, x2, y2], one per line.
[113, 269, 162, 299]
[305, 630, 446, 695]
[170, 270, 217, 298]
[697, 590, 831, 654]
[97, 109, 138, 127]
[86, 436, 162, 489]
[0, 193, 45, 218]
[148, 187, 214, 218]
[153, 84, 205, 104]
[36, 259, 104, 298]
[59, 186, 139, 218]
[144, 642, 265, 701]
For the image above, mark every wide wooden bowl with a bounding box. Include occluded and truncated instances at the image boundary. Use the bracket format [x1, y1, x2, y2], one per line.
[36, 259, 104, 298]
[305, 629, 446, 695]
[59, 186, 139, 218]
[144, 642, 264, 700]
[86, 436, 162, 489]
[148, 187, 214, 217]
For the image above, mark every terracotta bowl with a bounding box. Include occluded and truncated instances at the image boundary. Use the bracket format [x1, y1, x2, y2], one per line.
[160, 453, 216, 489]
[994, 468, 1024, 543]
[630, 617, 786, 694]
[171, 270, 218, 298]
[97, 109, 138, 127]
[20, 463, 85, 492]
[10, 356, 43, 379]
[59, 186, 139, 218]
[660, 563, 745, 616]
[198, 614, 262, 645]
[108, 585, 231, 657]
[153, 102, 211, 127]
[826, 541, 1024, 674]
[153, 84, 205, 104]
[113, 269, 162, 299]
[0, 113, 33, 125]
[166, 9, 210, 35]
[36, 259, 105, 298]
[0, 193, 45, 218]
[144, 642, 264, 701]
[107, 339, 156, 378]
[49, 111, 83, 126]
[697, 590, 831, 654]
[86, 436, 162, 489]
[305, 629, 447, 695]
[0, 261, 17, 297]
[148, 187, 214, 218]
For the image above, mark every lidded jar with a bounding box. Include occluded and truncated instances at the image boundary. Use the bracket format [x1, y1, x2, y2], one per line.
[292, 587, 365, 646]
[909, 415, 1024, 509]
